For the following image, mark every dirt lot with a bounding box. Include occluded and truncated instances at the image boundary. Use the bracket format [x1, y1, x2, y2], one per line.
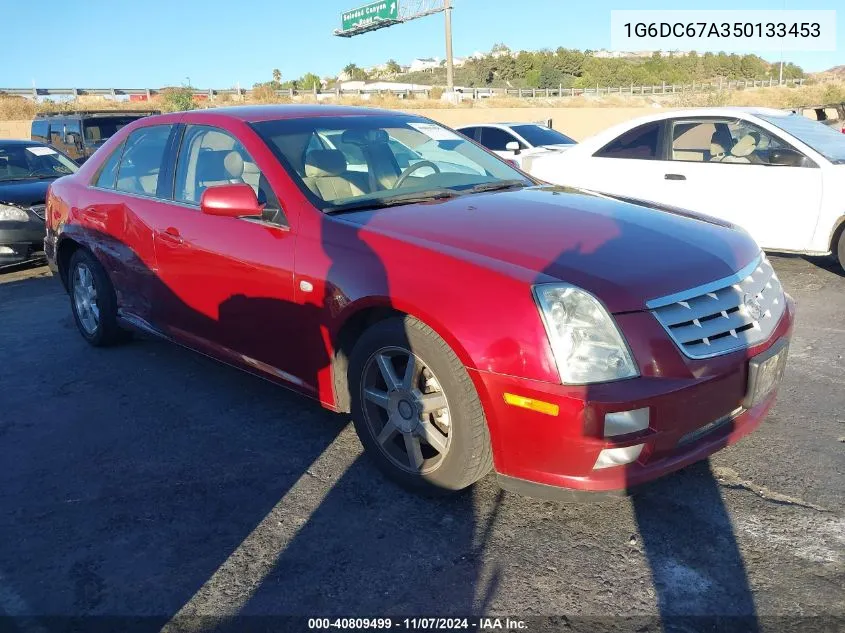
[0, 256, 843, 632]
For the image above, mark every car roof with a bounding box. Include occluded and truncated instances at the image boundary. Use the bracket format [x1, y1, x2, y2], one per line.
[0, 139, 49, 147]
[172, 104, 418, 124]
[575, 106, 798, 147]
[34, 111, 158, 118]
[456, 122, 542, 129]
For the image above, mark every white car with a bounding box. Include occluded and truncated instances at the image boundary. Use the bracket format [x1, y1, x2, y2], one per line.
[528, 107, 845, 271]
[456, 122, 575, 169]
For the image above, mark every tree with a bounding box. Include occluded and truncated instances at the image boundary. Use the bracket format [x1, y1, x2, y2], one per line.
[385, 59, 402, 75]
[272, 69, 282, 83]
[300, 72, 322, 90]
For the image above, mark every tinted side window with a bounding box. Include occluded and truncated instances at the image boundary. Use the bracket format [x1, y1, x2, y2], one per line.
[65, 119, 82, 136]
[459, 127, 479, 140]
[478, 127, 520, 151]
[93, 141, 126, 189]
[115, 125, 173, 196]
[32, 120, 49, 141]
[595, 122, 661, 159]
[49, 119, 66, 146]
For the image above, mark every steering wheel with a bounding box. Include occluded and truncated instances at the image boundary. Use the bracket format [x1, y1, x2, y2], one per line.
[393, 160, 441, 189]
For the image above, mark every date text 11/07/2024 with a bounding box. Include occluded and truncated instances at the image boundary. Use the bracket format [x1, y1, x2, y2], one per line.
[307, 617, 529, 630]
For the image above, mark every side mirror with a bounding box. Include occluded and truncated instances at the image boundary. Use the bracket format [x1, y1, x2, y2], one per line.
[200, 183, 263, 218]
[505, 141, 521, 155]
[768, 148, 811, 167]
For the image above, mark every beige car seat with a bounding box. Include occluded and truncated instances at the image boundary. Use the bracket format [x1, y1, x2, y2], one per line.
[191, 150, 246, 201]
[302, 150, 368, 202]
[708, 127, 733, 162]
[720, 134, 757, 164]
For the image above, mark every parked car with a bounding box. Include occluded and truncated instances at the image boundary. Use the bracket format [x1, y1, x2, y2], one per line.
[0, 139, 77, 267]
[527, 107, 845, 272]
[791, 103, 845, 133]
[45, 105, 793, 499]
[31, 110, 159, 164]
[456, 122, 576, 169]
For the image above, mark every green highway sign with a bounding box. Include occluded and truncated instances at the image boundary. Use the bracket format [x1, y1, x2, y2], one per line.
[341, 0, 399, 32]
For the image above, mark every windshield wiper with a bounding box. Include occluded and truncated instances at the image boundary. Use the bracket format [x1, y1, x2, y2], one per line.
[466, 179, 528, 194]
[326, 189, 462, 214]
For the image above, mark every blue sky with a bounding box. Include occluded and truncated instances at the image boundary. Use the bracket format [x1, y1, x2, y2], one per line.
[4, 0, 842, 88]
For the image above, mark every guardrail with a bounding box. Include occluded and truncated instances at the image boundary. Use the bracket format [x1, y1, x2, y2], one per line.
[0, 78, 805, 101]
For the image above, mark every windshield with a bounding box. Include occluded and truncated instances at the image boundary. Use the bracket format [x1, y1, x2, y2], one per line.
[251, 115, 532, 211]
[758, 113, 845, 164]
[0, 144, 78, 182]
[83, 116, 146, 143]
[511, 124, 575, 147]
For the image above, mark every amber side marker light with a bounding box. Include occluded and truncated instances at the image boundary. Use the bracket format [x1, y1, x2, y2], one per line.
[503, 393, 560, 416]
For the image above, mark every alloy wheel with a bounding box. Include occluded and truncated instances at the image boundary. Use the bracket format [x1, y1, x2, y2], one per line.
[73, 263, 100, 335]
[360, 346, 452, 474]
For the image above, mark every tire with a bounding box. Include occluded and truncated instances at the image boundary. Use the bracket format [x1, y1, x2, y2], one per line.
[349, 315, 493, 494]
[837, 228, 845, 274]
[68, 249, 130, 347]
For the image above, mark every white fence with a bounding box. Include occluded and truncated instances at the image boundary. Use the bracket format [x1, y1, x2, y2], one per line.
[0, 78, 805, 101]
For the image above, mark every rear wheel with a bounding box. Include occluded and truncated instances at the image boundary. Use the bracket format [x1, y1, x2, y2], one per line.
[69, 249, 130, 346]
[837, 228, 845, 274]
[349, 316, 493, 494]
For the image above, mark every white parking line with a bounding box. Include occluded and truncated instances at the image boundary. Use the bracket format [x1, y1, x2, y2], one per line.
[161, 427, 361, 632]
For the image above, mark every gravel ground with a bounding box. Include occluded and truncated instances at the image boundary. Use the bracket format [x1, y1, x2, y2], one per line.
[0, 255, 842, 633]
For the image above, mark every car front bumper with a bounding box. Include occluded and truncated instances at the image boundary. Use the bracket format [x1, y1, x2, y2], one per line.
[469, 295, 795, 499]
[0, 218, 46, 265]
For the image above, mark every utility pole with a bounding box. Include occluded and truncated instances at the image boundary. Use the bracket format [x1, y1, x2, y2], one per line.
[444, 0, 454, 92]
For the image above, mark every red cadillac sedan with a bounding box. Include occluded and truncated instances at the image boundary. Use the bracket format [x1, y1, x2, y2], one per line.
[45, 105, 794, 499]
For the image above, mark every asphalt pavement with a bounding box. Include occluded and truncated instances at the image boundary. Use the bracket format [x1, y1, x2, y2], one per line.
[0, 255, 842, 633]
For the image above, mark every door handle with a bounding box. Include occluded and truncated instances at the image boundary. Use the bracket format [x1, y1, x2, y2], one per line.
[664, 173, 687, 181]
[158, 226, 184, 245]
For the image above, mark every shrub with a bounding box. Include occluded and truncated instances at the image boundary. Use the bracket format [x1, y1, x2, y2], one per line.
[160, 87, 197, 112]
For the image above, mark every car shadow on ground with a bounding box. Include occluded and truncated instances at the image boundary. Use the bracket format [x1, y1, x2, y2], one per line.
[0, 195, 768, 632]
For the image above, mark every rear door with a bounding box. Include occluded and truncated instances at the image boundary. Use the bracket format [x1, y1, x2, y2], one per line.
[81, 123, 177, 324]
[48, 119, 68, 155]
[149, 124, 305, 391]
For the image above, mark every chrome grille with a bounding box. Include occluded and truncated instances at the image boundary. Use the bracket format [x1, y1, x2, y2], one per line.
[29, 204, 46, 220]
[648, 255, 785, 359]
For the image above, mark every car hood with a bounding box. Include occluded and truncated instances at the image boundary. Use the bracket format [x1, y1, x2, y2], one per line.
[0, 178, 54, 207]
[536, 144, 575, 152]
[337, 186, 760, 313]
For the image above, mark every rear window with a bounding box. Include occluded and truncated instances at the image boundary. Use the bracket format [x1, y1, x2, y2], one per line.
[32, 120, 49, 140]
[83, 116, 146, 143]
[511, 125, 575, 147]
[595, 122, 661, 160]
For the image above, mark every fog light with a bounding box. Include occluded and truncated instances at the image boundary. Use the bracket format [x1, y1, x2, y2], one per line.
[0, 246, 14, 254]
[593, 444, 644, 470]
[604, 408, 649, 437]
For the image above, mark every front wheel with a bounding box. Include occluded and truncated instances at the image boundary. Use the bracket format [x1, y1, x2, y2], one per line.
[837, 228, 845, 274]
[349, 316, 493, 494]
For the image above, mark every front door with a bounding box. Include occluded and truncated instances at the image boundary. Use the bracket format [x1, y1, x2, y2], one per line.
[658, 117, 823, 251]
[149, 125, 306, 392]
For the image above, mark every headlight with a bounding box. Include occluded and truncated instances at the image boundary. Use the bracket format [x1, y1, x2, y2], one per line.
[533, 283, 639, 384]
[0, 204, 29, 222]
